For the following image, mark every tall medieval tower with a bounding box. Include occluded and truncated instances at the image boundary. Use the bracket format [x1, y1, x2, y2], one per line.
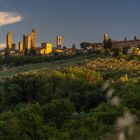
[31, 28, 37, 48]
[7, 32, 12, 49]
[56, 36, 62, 49]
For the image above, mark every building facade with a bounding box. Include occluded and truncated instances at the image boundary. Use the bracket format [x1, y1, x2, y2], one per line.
[19, 42, 23, 52]
[56, 36, 62, 49]
[31, 28, 37, 48]
[7, 32, 12, 49]
[104, 33, 110, 41]
[112, 40, 140, 49]
[40, 42, 53, 55]
[26, 35, 31, 49]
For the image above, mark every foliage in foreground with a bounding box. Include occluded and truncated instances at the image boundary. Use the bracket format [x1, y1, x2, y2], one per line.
[0, 61, 139, 139]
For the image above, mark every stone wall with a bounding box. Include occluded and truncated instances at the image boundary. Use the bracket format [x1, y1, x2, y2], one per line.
[112, 40, 140, 49]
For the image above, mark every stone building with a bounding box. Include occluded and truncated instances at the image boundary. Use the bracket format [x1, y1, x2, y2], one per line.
[112, 40, 140, 49]
[19, 42, 23, 52]
[56, 36, 62, 49]
[30, 28, 37, 48]
[7, 32, 12, 49]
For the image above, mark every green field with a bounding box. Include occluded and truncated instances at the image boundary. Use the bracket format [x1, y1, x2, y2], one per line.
[0, 56, 90, 79]
[1, 56, 140, 80]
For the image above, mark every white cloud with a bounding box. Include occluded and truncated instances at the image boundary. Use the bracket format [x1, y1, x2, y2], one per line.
[0, 43, 6, 49]
[0, 12, 23, 26]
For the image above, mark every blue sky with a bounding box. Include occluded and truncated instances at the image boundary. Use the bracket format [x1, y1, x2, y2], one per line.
[0, 0, 140, 48]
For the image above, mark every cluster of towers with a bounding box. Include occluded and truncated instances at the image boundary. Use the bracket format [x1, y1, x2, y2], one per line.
[6, 28, 63, 55]
[7, 29, 36, 52]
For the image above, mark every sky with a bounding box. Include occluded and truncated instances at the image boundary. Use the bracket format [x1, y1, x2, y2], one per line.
[0, 0, 140, 48]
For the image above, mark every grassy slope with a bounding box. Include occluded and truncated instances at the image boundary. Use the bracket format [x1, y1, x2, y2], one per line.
[1, 56, 140, 80]
[0, 56, 91, 79]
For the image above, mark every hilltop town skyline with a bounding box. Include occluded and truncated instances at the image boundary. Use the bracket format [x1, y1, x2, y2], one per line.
[1, 27, 140, 50]
[1, 0, 140, 49]
[3, 27, 140, 57]
[3, 28, 140, 50]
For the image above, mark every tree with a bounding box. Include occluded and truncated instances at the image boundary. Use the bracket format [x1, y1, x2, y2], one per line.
[29, 47, 37, 56]
[80, 42, 92, 51]
[134, 36, 137, 41]
[29, 40, 37, 56]
[5, 48, 10, 56]
[2, 73, 47, 106]
[133, 48, 139, 56]
[0, 111, 20, 140]
[104, 38, 112, 49]
[123, 46, 130, 55]
[124, 37, 127, 41]
[103, 40, 108, 49]
[104, 49, 112, 56]
[42, 99, 75, 128]
[24, 46, 28, 56]
[15, 104, 44, 140]
[72, 44, 77, 52]
[63, 46, 67, 51]
[108, 39, 112, 49]
[113, 48, 123, 57]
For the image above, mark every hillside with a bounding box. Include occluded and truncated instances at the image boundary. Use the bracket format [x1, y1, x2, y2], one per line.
[0, 56, 90, 79]
[0, 56, 139, 140]
[1, 56, 140, 80]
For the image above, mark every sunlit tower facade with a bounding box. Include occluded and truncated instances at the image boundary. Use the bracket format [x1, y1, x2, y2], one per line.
[103, 33, 112, 49]
[104, 33, 110, 42]
[26, 35, 31, 49]
[19, 42, 23, 52]
[7, 32, 12, 49]
[40, 42, 53, 55]
[31, 28, 37, 48]
[56, 36, 62, 49]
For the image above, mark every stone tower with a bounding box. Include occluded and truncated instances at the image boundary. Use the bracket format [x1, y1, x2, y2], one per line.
[56, 36, 62, 49]
[7, 32, 12, 49]
[31, 28, 37, 48]
[26, 35, 31, 49]
[19, 42, 23, 52]
[104, 33, 110, 42]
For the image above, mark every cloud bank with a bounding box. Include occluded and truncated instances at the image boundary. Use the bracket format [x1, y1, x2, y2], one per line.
[0, 12, 23, 26]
